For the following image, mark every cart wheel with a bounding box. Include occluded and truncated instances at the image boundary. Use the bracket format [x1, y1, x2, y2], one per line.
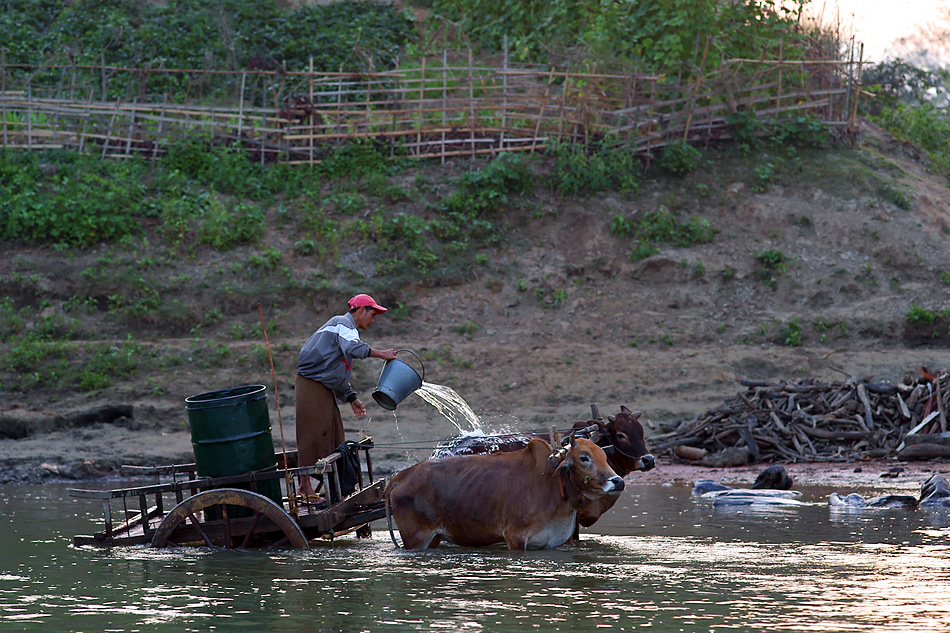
[150, 488, 309, 550]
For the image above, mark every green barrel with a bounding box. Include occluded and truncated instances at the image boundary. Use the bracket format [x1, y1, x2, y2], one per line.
[185, 384, 282, 517]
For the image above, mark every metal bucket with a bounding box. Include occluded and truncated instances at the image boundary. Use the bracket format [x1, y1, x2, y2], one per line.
[372, 349, 425, 411]
[185, 384, 282, 517]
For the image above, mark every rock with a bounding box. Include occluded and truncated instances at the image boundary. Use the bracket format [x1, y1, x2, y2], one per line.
[829, 492, 918, 509]
[752, 464, 793, 490]
[919, 475, 950, 507]
[692, 479, 731, 495]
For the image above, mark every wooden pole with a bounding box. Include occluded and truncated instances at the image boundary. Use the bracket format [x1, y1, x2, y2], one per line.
[154, 95, 166, 161]
[683, 36, 710, 139]
[500, 34, 508, 155]
[417, 55, 424, 154]
[441, 50, 447, 164]
[776, 39, 783, 123]
[101, 52, 107, 100]
[258, 304, 297, 518]
[238, 70, 246, 139]
[468, 48, 475, 159]
[102, 99, 120, 158]
[336, 63, 343, 149]
[1, 48, 6, 148]
[125, 99, 137, 156]
[309, 57, 314, 165]
[848, 43, 864, 132]
[27, 88, 33, 151]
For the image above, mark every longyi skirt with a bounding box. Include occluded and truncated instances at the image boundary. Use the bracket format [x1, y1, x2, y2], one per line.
[294, 373, 344, 467]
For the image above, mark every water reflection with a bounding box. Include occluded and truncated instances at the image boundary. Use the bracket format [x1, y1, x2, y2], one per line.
[3, 481, 950, 632]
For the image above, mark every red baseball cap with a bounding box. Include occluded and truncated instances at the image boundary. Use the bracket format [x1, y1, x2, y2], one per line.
[348, 293, 388, 312]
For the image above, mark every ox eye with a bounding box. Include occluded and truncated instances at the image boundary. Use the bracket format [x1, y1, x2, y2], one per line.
[617, 433, 627, 441]
[580, 454, 592, 463]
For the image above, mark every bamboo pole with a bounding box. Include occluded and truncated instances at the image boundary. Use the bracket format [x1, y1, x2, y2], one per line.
[308, 57, 314, 165]
[501, 35, 508, 155]
[776, 40, 784, 123]
[848, 43, 864, 132]
[441, 50, 447, 164]
[683, 36, 710, 139]
[468, 48, 475, 159]
[238, 70, 246, 139]
[124, 98, 136, 156]
[23, 89, 31, 150]
[417, 55, 424, 153]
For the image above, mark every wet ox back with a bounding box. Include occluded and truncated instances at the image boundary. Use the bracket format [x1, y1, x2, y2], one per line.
[386, 438, 623, 550]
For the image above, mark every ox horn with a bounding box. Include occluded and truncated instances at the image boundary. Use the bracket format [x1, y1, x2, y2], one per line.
[546, 446, 569, 474]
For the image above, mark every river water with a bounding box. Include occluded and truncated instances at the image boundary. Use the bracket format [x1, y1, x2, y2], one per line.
[3, 480, 950, 632]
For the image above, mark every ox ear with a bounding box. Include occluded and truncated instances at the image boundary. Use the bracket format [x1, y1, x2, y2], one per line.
[607, 414, 616, 424]
[569, 434, 578, 448]
[554, 452, 573, 474]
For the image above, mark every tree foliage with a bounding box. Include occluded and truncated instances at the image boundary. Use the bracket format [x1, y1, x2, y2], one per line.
[428, 0, 810, 72]
[0, 0, 415, 72]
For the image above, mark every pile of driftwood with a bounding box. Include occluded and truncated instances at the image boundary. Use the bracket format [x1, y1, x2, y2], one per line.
[651, 368, 950, 465]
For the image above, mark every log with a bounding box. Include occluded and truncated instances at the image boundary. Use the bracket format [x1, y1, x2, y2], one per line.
[899, 443, 950, 460]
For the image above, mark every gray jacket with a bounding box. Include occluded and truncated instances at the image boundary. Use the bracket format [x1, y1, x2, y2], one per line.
[297, 312, 371, 403]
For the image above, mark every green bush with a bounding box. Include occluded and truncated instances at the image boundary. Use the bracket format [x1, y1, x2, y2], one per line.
[906, 304, 949, 324]
[628, 207, 717, 260]
[0, 0, 415, 77]
[769, 115, 830, 148]
[548, 140, 640, 196]
[0, 150, 147, 246]
[660, 141, 702, 176]
[779, 317, 802, 346]
[197, 199, 264, 250]
[754, 248, 788, 290]
[320, 139, 393, 181]
[429, 0, 809, 72]
[878, 104, 950, 184]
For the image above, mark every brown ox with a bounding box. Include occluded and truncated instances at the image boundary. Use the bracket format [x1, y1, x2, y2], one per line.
[574, 406, 654, 527]
[430, 405, 655, 528]
[385, 437, 623, 550]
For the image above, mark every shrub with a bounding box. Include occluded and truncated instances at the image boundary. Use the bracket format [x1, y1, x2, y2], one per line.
[754, 248, 788, 290]
[548, 140, 640, 196]
[627, 207, 717, 260]
[769, 115, 830, 148]
[779, 317, 803, 346]
[197, 200, 264, 250]
[660, 141, 701, 176]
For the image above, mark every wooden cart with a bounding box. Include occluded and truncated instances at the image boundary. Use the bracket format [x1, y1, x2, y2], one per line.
[70, 437, 387, 549]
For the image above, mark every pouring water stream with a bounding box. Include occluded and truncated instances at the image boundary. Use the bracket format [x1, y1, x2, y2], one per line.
[412, 381, 483, 434]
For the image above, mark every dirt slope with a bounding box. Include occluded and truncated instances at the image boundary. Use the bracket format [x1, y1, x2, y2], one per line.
[2, 121, 950, 484]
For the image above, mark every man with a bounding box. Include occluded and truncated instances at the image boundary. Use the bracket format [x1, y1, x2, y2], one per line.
[295, 293, 397, 501]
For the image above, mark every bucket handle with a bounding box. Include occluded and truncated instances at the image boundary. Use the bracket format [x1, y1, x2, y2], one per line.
[393, 348, 425, 383]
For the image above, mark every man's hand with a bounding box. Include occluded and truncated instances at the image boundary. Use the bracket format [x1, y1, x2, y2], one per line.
[350, 398, 367, 416]
[372, 348, 398, 361]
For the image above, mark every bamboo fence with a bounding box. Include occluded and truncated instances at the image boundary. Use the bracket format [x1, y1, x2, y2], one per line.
[0, 47, 863, 164]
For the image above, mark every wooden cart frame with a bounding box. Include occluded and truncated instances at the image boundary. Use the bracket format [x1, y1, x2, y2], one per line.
[70, 437, 386, 550]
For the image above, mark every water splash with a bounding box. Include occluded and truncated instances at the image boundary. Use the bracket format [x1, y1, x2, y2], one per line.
[413, 382, 482, 433]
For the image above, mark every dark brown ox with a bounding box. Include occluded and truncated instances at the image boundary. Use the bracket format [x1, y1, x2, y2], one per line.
[430, 405, 655, 528]
[385, 437, 623, 550]
[574, 406, 654, 526]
